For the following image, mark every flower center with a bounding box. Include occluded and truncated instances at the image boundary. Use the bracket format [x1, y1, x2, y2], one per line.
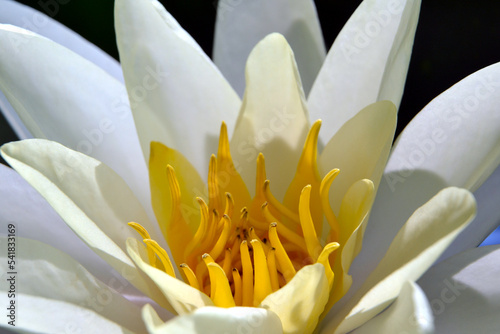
[130, 120, 341, 308]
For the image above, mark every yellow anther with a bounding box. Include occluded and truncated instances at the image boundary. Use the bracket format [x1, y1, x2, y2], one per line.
[240, 240, 254, 307]
[224, 192, 234, 218]
[206, 262, 235, 308]
[261, 202, 307, 252]
[263, 180, 300, 224]
[251, 239, 273, 306]
[209, 215, 232, 260]
[267, 248, 280, 292]
[222, 248, 232, 277]
[320, 169, 341, 242]
[299, 185, 322, 261]
[143, 239, 176, 278]
[180, 263, 200, 290]
[249, 227, 270, 253]
[128, 222, 156, 265]
[184, 197, 209, 262]
[232, 268, 243, 306]
[316, 242, 340, 291]
[268, 223, 296, 283]
[208, 155, 222, 212]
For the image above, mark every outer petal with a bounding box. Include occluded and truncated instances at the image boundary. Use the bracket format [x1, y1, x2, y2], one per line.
[230, 33, 310, 199]
[115, 0, 240, 177]
[0, 294, 134, 334]
[0, 164, 119, 288]
[213, 0, 325, 96]
[352, 62, 500, 289]
[0, 237, 145, 333]
[126, 238, 213, 315]
[0, 25, 150, 218]
[0, 139, 167, 304]
[319, 101, 396, 213]
[0, 0, 124, 139]
[308, 0, 420, 145]
[418, 245, 500, 333]
[142, 305, 283, 334]
[325, 187, 476, 333]
[260, 263, 329, 334]
[351, 281, 434, 334]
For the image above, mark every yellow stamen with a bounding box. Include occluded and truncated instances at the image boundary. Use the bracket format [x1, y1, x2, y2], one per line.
[263, 180, 300, 224]
[128, 222, 156, 265]
[143, 239, 176, 278]
[232, 268, 243, 306]
[240, 240, 254, 307]
[320, 169, 341, 242]
[206, 262, 235, 308]
[251, 239, 273, 306]
[299, 185, 322, 261]
[316, 242, 340, 291]
[268, 223, 296, 283]
[179, 263, 200, 290]
[222, 248, 232, 277]
[184, 198, 209, 263]
[262, 202, 307, 251]
[267, 247, 280, 292]
[209, 215, 232, 261]
[208, 155, 222, 212]
[224, 192, 234, 218]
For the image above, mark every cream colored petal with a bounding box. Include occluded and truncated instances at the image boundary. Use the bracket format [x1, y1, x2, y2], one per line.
[115, 0, 240, 177]
[0, 24, 151, 219]
[213, 0, 325, 96]
[230, 33, 310, 199]
[418, 245, 500, 333]
[126, 238, 213, 315]
[0, 237, 145, 333]
[0, 139, 165, 301]
[325, 187, 476, 333]
[0, 0, 124, 139]
[308, 0, 420, 145]
[0, 294, 135, 334]
[350, 281, 434, 334]
[319, 101, 396, 214]
[142, 305, 283, 334]
[259, 263, 328, 334]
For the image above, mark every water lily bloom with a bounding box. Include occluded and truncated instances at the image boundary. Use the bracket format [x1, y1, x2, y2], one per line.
[1, 0, 500, 333]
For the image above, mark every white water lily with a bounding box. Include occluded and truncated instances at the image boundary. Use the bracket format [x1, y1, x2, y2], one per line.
[0, 0, 499, 333]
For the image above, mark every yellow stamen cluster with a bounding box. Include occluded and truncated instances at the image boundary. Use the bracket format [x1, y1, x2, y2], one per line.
[130, 120, 341, 308]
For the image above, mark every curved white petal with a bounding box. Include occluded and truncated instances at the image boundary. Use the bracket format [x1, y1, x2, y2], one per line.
[308, 0, 420, 145]
[0, 24, 151, 218]
[213, 0, 325, 97]
[386, 62, 500, 192]
[1, 139, 166, 301]
[350, 281, 434, 334]
[142, 305, 283, 334]
[325, 187, 476, 333]
[115, 0, 240, 178]
[418, 245, 500, 334]
[0, 237, 145, 333]
[0, 294, 135, 334]
[0, 163, 122, 288]
[0, 0, 124, 140]
[230, 33, 310, 199]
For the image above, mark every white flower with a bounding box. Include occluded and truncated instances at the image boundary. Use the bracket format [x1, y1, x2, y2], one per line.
[0, 0, 499, 333]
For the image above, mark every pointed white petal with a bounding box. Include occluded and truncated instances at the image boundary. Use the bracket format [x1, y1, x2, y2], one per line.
[0, 25, 151, 217]
[0, 0, 124, 139]
[418, 245, 500, 334]
[142, 305, 283, 334]
[0, 163, 122, 288]
[230, 33, 310, 198]
[350, 282, 434, 334]
[115, 0, 240, 177]
[213, 0, 325, 96]
[1, 139, 165, 301]
[0, 237, 145, 333]
[325, 187, 475, 333]
[308, 0, 420, 145]
[0, 294, 135, 334]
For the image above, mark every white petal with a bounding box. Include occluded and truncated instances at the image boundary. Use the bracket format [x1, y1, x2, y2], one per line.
[418, 245, 500, 333]
[386, 62, 500, 192]
[0, 0, 124, 140]
[213, 0, 325, 96]
[0, 237, 145, 333]
[325, 187, 476, 333]
[308, 0, 420, 145]
[350, 281, 434, 334]
[142, 305, 283, 334]
[1, 139, 165, 300]
[230, 33, 310, 199]
[0, 163, 121, 288]
[0, 294, 135, 334]
[0, 25, 151, 218]
[115, 0, 240, 177]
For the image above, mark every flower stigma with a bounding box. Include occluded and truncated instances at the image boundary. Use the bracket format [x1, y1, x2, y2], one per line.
[129, 120, 342, 308]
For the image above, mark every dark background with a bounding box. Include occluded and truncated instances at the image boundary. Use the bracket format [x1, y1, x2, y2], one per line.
[1, 0, 499, 152]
